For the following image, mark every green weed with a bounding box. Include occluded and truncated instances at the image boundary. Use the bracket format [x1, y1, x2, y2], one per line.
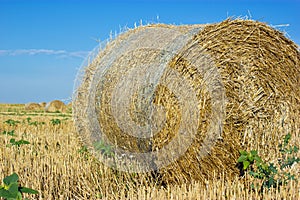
[0, 173, 38, 200]
[50, 119, 61, 125]
[23, 117, 45, 126]
[93, 140, 115, 158]
[4, 119, 20, 127]
[238, 133, 300, 191]
[1, 130, 16, 137]
[7, 139, 30, 147]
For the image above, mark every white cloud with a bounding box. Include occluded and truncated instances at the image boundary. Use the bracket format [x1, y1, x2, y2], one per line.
[67, 51, 90, 58]
[0, 49, 89, 58]
[0, 50, 10, 55]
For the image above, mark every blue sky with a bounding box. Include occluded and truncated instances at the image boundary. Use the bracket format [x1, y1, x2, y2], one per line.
[0, 0, 299, 103]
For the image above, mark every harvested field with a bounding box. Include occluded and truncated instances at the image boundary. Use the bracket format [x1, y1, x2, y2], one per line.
[0, 104, 299, 199]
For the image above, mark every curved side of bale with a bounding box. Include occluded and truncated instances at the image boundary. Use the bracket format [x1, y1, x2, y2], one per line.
[39, 102, 47, 108]
[45, 100, 66, 113]
[66, 102, 72, 113]
[25, 102, 42, 111]
[73, 19, 300, 184]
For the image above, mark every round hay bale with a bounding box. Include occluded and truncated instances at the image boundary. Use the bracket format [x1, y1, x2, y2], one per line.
[66, 102, 72, 109]
[25, 102, 42, 111]
[39, 102, 47, 108]
[66, 102, 72, 113]
[73, 19, 300, 184]
[45, 100, 66, 113]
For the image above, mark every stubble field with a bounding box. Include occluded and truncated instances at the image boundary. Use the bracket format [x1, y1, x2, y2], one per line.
[0, 103, 299, 199]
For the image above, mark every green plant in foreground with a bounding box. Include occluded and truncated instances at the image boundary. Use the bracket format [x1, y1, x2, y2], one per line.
[23, 117, 45, 127]
[0, 173, 38, 200]
[93, 140, 115, 158]
[78, 145, 92, 160]
[50, 118, 61, 125]
[1, 130, 16, 136]
[7, 139, 30, 147]
[78, 145, 89, 154]
[4, 119, 20, 127]
[238, 133, 300, 191]
[238, 150, 262, 171]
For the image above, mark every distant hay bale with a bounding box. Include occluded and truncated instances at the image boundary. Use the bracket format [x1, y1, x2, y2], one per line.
[39, 102, 47, 108]
[73, 19, 300, 184]
[25, 102, 42, 111]
[66, 102, 72, 113]
[45, 100, 66, 113]
[66, 102, 72, 109]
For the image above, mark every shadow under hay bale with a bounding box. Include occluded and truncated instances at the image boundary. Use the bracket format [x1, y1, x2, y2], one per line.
[73, 19, 300, 184]
[45, 100, 66, 113]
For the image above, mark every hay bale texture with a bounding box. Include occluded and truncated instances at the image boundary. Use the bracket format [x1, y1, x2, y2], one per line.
[25, 102, 42, 111]
[45, 100, 66, 113]
[73, 19, 300, 184]
[39, 102, 47, 108]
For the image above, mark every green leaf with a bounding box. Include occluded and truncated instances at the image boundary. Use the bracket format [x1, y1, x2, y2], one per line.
[9, 138, 16, 144]
[4, 119, 20, 126]
[26, 117, 32, 123]
[20, 187, 39, 194]
[8, 183, 19, 198]
[264, 177, 276, 189]
[17, 192, 23, 200]
[253, 155, 262, 163]
[16, 139, 30, 145]
[50, 119, 61, 125]
[249, 171, 264, 179]
[3, 173, 19, 185]
[0, 188, 15, 198]
[9, 139, 30, 147]
[237, 155, 247, 163]
[293, 146, 299, 153]
[259, 163, 268, 171]
[248, 150, 259, 162]
[280, 157, 300, 169]
[239, 150, 248, 156]
[250, 150, 258, 156]
[1, 130, 15, 136]
[283, 133, 291, 146]
[285, 173, 295, 181]
[268, 163, 277, 174]
[243, 161, 250, 170]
